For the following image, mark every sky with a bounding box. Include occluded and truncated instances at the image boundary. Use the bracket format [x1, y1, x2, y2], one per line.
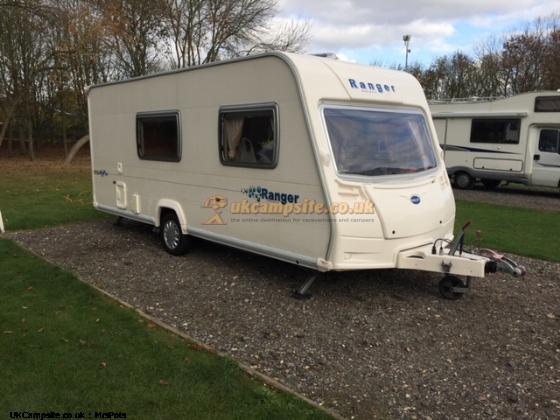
[276, 0, 560, 67]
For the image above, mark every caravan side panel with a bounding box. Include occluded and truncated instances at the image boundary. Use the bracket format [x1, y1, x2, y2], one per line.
[88, 55, 331, 267]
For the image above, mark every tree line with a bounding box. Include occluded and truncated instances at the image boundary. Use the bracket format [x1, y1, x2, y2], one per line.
[1, 1, 558, 160]
[0, 0, 309, 159]
[408, 13, 560, 100]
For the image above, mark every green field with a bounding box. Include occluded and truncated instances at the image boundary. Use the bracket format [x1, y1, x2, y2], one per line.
[0, 154, 333, 419]
[455, 200, 560, 262]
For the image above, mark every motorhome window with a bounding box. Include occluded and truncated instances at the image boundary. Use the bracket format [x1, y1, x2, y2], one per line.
[220, 106, 277, 168]
[136, 113, 180, 161]
[469, 119, 520, 144]
[535, 96, 560, 112]
[538, 129, 560, 154]
[323, 107, 437, 177]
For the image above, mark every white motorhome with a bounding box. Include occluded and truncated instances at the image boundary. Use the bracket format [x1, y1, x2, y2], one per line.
[88, 52, 524, 299]
[430, 91, 560, 189]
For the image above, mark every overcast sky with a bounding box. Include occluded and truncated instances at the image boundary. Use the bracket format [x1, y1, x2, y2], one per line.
[277, 0, 560, 66]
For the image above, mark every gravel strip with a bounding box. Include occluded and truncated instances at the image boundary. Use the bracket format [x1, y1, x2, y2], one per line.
[5, 189, 560, 420]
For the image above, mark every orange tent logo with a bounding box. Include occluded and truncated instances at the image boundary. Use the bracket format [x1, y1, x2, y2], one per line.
[201, 195, 228, 225]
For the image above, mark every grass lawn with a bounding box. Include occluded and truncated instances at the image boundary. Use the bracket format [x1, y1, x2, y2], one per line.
[0, 154, 108, 231]
[0, 239, 331, 419]
[0, 148, 332, 419]
[455, 200, 560, 263]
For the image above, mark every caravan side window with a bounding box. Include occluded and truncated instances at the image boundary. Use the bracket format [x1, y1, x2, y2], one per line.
[219, 104, 278, 168]
[538, 129, 560, 154]
[470, 119, 520, 144]
[535, 96, 560, 112]
[136, 111, 181, 162]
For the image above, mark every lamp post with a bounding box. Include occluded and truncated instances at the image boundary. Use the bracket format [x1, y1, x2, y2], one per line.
[403, 35, 411, 70]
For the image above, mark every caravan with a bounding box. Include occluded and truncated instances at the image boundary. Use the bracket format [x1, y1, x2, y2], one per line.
[88, 52, 524, 299]
[430, 91, 560, 189]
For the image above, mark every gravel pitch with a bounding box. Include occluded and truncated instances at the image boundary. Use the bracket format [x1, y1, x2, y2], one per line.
[5, 187, 560, 420]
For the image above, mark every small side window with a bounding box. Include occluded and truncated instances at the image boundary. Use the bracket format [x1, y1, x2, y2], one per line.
[538, 129, 560, 154]
[535, 96, 560, 112]
[137, 111, 180, 162]
[219, 104, 278, 168]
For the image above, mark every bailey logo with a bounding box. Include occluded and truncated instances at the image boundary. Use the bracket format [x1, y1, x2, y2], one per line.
[410, 195, 421, 205]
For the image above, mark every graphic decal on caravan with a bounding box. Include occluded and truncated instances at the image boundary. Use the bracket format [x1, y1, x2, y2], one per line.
[201, 194, 375, 221]
[201, 196, 228, 225]
[348, 78, 397, 94]
[242, 186, 300, 204]
[93, 169, 109, 177]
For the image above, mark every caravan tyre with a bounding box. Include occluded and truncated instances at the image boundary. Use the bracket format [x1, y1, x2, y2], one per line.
[454, 172, 474, 190]
[161, 213, 190, 256]
[438, 276, 465, 300]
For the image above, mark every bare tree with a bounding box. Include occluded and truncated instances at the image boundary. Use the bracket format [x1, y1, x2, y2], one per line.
[502, 33, 546, 95]
[233, 17, 310, 57]
[49, 1, 112, 132]
[471, 36, 504, 97]
[162, 0, 206, 68]
[0, 0, 52, 159]
[162, 0, 310, 68]
[538, 14, 560, 91]
[417, 12, 560, 99]
[418, 52, 479, 100]
[543, 27, 560, 90]
[100, 0, 167, 78]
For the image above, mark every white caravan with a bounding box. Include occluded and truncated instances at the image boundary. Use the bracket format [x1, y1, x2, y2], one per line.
[430, 91, 560, 189]
[88, 52, 524, 299]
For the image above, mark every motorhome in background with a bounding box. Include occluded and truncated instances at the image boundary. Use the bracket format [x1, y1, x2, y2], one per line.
[88, 52, 524, 299]
[430, 91, 560, 190]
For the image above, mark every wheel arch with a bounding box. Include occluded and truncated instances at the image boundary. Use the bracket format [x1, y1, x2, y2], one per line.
[447, 166, 476, 178]
[156, 199, 188, 234]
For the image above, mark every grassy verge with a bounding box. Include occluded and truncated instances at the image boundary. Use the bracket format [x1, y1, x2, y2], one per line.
[0, 152, 331, 418]
[0, 166, 109, 231]
[455, 200, 560, 262]
[0, 239, 331, 419]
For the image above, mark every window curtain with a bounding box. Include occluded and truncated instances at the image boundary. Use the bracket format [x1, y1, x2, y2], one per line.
[406, 118, 433, 167]
[325, 116, 352, 163]
[225, 118, 244, 159]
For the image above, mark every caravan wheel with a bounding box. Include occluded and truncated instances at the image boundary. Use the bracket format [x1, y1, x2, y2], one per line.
[161, 213, 190, 256]
[453, 172, 474, 190]
[438, 276, 465, 300]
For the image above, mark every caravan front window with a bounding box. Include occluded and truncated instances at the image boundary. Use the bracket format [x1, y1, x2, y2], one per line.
[323, 106, 437, 177]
